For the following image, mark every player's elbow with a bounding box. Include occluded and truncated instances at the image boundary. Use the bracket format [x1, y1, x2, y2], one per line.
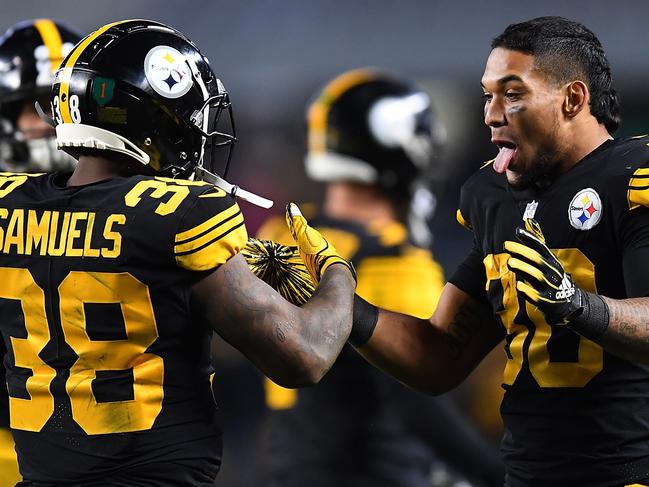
[269, 354, 330, 388]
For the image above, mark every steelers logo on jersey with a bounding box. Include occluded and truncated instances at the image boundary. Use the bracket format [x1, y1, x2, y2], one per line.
[568, 188, 602, 231]
[144, 45, 193, 99]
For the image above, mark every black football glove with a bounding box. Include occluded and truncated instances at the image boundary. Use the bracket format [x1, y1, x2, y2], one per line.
[503, 218, 585, 324]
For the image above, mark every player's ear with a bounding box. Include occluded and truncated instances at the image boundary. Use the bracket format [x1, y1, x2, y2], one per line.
[563, 80, 589, 119]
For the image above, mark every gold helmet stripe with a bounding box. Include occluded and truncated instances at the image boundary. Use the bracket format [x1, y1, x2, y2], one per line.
[58, 20, 129, 124]
[33, 19, 63, 74]
[307, 68, 377, 154]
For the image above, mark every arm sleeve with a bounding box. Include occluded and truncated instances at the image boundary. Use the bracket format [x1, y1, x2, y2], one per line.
[448, 239, 488, 302]
[174, 187, 248, 272]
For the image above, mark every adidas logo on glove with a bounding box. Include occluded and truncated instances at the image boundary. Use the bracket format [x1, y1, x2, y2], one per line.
[555, 275, 576, 300]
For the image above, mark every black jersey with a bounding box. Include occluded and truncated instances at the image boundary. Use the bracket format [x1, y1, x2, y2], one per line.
[0, 172, 247, 485]
[450, 137, 649, 487]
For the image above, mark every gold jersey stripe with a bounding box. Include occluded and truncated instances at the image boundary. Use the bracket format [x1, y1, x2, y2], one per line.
[630, 167, 649, 178]
[198, 191, 227, 198]
[0, 172, 45, 177]
[628, 167, 649, 209]
[176, 222, 247, 271]
[307, 68, 377, 154]
[175, 203, 240, 244]
[174, 214, 245, 255]
[34, 19, 63, 73]
[456, 208, 471, 229]
[58, 20, 129, 123]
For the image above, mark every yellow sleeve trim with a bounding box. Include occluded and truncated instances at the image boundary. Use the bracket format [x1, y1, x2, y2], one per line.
[628, 167, 649, 210]
[456, 209, 471, 230]
[175, 202, 249, 271]
[176, 203, 240, 243]
[176, 222, 248, 271]
[175, 212, 245, 254]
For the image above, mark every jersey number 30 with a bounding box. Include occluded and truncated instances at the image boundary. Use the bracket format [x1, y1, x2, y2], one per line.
[485, 249, 603, 388]
[3, 268, 163, 434]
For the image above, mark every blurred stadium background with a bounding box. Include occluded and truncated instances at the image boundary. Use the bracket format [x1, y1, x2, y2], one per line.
[4, 0, 649, 269]
[3, 1, 649, 485]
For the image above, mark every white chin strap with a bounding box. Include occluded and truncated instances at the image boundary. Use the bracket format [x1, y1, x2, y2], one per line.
[196, 166, 273, 209]
[55, 124, 151, 166]
[56, 123, 273, 209]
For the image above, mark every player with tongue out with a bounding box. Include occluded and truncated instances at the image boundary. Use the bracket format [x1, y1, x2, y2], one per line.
[493, 146, 515, 173]
[341, 16, 649, 487]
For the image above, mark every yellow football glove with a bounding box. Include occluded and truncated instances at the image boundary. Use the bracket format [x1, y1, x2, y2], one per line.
[285, 202, 356, 283]
[242, 238, 316, 306]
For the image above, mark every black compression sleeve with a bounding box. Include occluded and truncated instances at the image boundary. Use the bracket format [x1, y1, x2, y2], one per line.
[349, 294, 379, 347]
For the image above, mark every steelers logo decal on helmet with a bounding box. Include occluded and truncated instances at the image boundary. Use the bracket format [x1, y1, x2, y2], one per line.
[569, 188, 602, 231]
[144, 46, 192, 99]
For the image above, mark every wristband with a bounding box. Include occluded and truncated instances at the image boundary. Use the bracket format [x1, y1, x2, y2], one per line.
[567, 291, 609, 340]
[349, 294, 379, 347]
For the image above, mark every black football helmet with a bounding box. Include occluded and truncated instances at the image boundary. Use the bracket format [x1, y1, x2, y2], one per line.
[49, 19, 270, 207]
[0, 19, 81, 171]
[306, 68, 445, 197]
[306, 68, 446, 246]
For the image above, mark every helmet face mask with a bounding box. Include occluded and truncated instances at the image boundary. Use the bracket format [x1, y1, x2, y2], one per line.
[51, 20, 236, 180]
[192, 89, 236, 179]
[0, 19, 81, 171]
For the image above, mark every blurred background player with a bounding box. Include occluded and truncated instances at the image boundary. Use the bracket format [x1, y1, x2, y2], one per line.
[256, 68, 503, 487]
[0, 18, 81, 486]
[0, 19, 80, 173]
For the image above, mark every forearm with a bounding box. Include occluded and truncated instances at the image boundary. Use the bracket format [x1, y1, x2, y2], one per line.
[196, 254, 354, 388]
[359, 311, 450, 393]
[356, 284, 503, 395]
[288, 264, 355, 381]
[244, 265, 353, 387]
[581, 296, 649, 363]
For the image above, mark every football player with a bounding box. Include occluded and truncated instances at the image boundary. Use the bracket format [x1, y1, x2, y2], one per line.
[258, 69, 503, 486]
[0, 18, 82, 486]
[323, 16, 649, 487]
[0, 20, 354, 485]
[0, 19, 80, 172]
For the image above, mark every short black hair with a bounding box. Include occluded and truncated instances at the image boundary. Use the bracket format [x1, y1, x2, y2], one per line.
[492, 16, 620, 133]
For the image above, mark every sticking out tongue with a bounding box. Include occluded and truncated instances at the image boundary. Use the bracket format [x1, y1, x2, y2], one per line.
[494, 147, 516, 173]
